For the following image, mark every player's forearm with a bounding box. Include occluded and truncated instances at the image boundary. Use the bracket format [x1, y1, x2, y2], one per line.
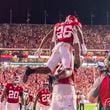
[1, 95, 4, 102]
[20, 97, 26, 110]
[77, 26, 87, 55]
[78, 32, 84, 45]
[19, 92, 24, 105]
[33, 96, 39, 110]
[74, 56, 80, 69]
[33, 102, 37, 110]
[76, 26, 85, 45]
[88, 95, 97, 103]
[74, 43, 81, 56]
[74, 43, 81, 69]
[1, 89, 7, 102]
[21, 97, 25, 105]
[74, 49, 80, 66]
[24, 66, 51, 83]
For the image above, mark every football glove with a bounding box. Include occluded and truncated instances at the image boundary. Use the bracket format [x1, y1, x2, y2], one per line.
[49, 75, 58, 84]
[23, 66, 35, 83]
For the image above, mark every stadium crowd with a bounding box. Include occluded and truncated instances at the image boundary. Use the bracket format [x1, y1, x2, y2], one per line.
[0, 24, 110, 49]
[0, 24, 109, 109]
[0, 66, 100, 99]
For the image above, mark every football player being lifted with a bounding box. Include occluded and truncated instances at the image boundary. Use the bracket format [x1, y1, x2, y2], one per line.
[23, 15, 87, 82]
[23, 15, 87, 110]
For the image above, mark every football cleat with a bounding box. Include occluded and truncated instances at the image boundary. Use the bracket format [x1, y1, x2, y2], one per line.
[23, 66, 35, 83]
[25, 66, 34, 75]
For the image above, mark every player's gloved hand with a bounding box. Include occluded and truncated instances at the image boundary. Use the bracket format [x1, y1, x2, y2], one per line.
[74, 63, 80, 69]
[23, 66, 35, 83]
[49, 75, 58, 84]
[34, 48, 42, 57]
[74, 63, 80, 72]
[81, 43, 87, 55]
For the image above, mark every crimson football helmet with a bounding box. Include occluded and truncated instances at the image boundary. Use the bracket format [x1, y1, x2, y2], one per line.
[65, 15, 78, 23]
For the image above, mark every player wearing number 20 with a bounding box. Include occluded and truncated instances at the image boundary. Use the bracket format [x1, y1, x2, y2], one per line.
[1, 76, 24, 110]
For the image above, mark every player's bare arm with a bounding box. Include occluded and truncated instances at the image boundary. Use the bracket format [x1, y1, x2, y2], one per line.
[23, 66, 51, 83]
[1, 87, 7, 102]
[76, 25, 87, 55]
[76, 25, 84, 45]
[19, 90, 25, 110]
[33, 94, 39, 110]
[23, 65, 73, 83]
[19, 91, 24, 105]
[88, 95, 97, 103]
[74, 43, 81, 69]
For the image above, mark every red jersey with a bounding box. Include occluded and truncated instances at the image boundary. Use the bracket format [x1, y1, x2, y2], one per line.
[54, 22, 78, 43]
[6, 83, 23, 103]
[37, 88, 51, 106]
[99, 76, 110, 106]
[53, 66, 75, 85]
[56, 72, 74, 85]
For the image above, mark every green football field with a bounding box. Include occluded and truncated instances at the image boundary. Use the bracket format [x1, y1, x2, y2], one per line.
[79, 103, 98, 110]
[84, 103, 97, 110]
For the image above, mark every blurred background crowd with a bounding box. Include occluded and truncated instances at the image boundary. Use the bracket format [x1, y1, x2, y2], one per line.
[0, 24, 110, 107]
[0, 24, 110, 49]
